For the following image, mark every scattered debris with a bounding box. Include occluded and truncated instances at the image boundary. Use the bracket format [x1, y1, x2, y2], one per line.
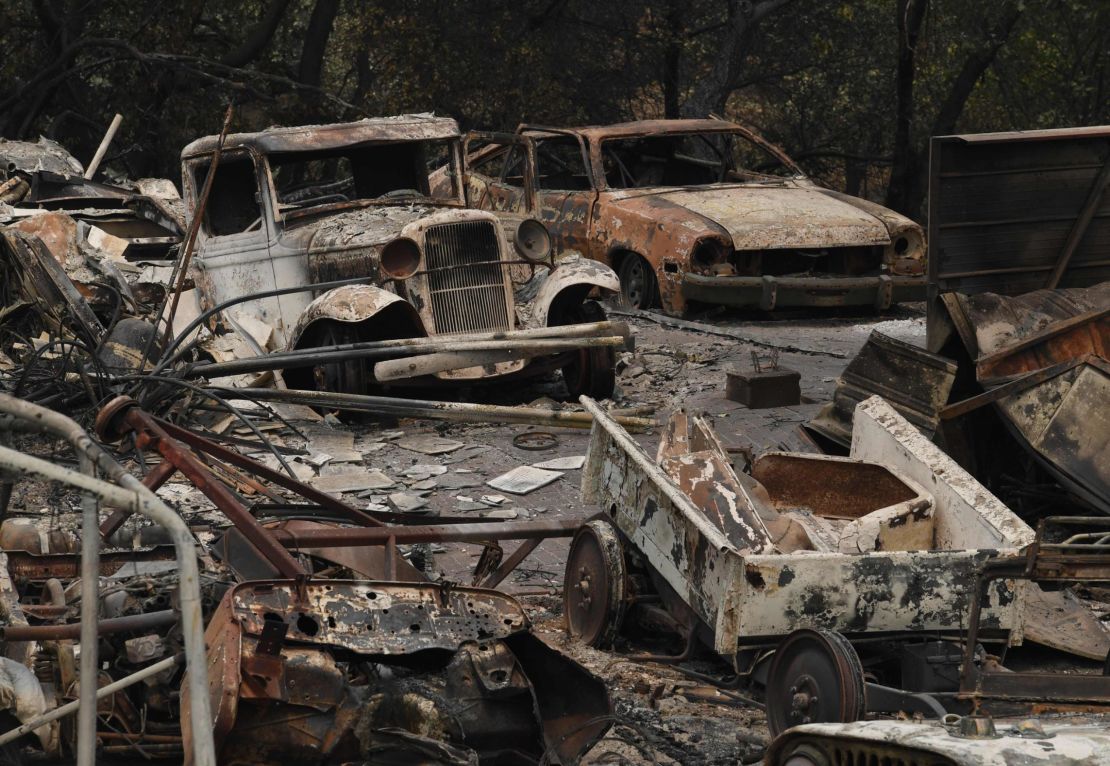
[395, 433, 465, 455]
[488, 466, 564, 495]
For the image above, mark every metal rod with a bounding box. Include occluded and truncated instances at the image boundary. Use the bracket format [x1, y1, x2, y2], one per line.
[83, 113, 123, 180]
[2, 609, 177, 641]
[162, 104, 234, 349]
[183, 322, 630, 379]
[271, 518, 581, 548]
[0, 394, 216, 766]
[1046, 153, 1110, 289]
[0, 654, 181, 748]
[187, 335, 630, 379]
[222, 387, 658, 432]
[479, 537, 542, 589]
[77, 452, 98, 766]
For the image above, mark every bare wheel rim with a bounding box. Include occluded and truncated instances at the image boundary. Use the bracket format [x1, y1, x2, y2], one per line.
[766, 628, 866, 736]
[623, 258, 647, 308]
[563, 519, 627, 648]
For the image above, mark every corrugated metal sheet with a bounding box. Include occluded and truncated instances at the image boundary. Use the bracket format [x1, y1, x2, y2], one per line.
[927, 127, 1110, 301]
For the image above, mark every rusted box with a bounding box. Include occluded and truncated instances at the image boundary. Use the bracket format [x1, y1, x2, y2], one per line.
[725, 367, 800, 408]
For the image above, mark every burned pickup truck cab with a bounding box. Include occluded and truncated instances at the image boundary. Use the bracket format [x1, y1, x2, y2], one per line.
[180, 115, 622, 397]
[448, 120, 925, 315]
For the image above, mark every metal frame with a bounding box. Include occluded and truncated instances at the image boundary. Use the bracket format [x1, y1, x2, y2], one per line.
[961, 516, 1110, 706]
[0, 394, 216, 766]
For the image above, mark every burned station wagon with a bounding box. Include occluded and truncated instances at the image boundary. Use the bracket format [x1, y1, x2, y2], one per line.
[451, 120, 926, 314]
[180, 115, 623, 398]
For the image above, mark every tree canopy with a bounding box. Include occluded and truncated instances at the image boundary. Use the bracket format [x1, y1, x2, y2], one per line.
[2, 0, 1107, 218]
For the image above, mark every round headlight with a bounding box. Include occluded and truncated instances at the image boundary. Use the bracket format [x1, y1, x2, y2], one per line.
[514, 219, 552, 263]
[380, 237, 421, 280]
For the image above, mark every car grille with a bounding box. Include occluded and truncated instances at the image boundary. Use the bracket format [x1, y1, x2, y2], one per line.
[423, 220, 511, 334]
[828, 743, 940, 766]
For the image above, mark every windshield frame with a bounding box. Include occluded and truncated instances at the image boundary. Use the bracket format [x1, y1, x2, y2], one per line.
[259, 137, 467, 224]
[591, 127, 805, 191]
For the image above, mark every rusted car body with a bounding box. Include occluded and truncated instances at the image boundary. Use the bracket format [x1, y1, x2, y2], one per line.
[181, 115, 622, 398]
[444, 120, 925, 314]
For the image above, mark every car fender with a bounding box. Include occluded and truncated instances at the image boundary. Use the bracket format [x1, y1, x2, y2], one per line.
[287, 284, 426, 350]
[525, 255, 620, 327]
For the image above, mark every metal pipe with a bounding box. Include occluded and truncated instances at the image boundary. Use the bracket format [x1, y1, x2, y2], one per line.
[0, 394, 216, 766]
[77, 452, 98, 766]
[83, 113, 123, 180]
[271, 518, 581, 548]
[2, 609, 176, 641]
[222, 388, 658, 432]
[0, 654, 181, 748]
[187, 335, 627, 380]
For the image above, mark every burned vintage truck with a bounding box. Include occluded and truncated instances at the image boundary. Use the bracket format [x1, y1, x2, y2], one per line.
[180, 115, 624, 399]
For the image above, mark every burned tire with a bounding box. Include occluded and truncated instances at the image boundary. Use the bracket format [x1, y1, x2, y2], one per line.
[564, 518, 628, 648]
[561, 300, 617, 400]
[311, 320, 370, 397]
[618, 253, 658, 310]
[766, 628, 866, 736]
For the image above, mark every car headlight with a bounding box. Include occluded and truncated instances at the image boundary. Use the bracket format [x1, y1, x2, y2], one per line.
[380, 237, 421, 280]
[514, 219, 552, 263]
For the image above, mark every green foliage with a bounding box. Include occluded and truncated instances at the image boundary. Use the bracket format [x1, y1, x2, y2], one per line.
[1, 0, 1107, 209]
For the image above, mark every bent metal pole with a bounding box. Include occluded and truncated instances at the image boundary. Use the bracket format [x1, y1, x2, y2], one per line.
[0, 394, 216, 766]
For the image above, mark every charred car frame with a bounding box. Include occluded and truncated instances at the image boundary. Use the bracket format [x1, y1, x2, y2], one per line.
[449, 119, 926, 314]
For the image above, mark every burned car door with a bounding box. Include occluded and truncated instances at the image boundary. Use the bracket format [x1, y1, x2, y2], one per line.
[461, 131, 536, 217]
[532, 133, 597, 258]
[185, 150, 294, 338]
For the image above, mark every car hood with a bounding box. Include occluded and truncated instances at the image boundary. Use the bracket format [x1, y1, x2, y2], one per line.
[284, 203, 447, 251]
[611, 184, 893, 250]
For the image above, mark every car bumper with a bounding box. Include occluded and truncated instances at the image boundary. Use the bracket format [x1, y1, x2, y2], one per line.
[681, 273, 926, 310]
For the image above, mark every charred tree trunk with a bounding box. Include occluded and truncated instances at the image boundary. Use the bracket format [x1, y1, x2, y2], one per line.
[885, 0, 929, 216]
[222, 0, 293, 68]
[299, 0, 340, 88]
[887, 1, 1023, 218]
[678, 0, 795, 118]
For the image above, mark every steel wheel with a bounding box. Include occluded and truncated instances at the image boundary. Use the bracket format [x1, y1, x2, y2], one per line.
[564, 518, 627, 648]
[561, 301, 616, 400]
[618, 254, 658, 310]
[312, 320, 370, 397]
[766, 628, 866, 736]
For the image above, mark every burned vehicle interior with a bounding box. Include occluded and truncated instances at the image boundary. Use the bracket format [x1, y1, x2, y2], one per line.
[193, 138, 459, 237]
[599, 130, 799, 188]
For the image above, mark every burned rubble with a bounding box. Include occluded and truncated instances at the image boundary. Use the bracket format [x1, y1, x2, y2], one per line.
[0, 118, 1106, 766]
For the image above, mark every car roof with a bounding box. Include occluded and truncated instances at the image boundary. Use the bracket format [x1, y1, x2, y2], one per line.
[519, 119, 748, 142]
[181, 114, 460, 158]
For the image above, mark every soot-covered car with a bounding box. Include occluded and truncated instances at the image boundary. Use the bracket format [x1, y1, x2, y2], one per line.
[181, 115, 623, 398]
[448, 119, 925, 315]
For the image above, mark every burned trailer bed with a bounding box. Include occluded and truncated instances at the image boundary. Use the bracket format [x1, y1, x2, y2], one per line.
[573, 396, 1031, 661]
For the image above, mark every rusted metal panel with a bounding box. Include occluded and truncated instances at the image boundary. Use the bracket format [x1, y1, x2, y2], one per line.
[182, 115, 461, 157]
[807, 330, 958, 448]
[993, 356, 1110, 513]
[229, 581, 528, 654]
[927, 126, 1110, 311]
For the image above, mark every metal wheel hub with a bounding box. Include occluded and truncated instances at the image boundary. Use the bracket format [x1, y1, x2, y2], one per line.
[563, 519, 628, 648]
[766, 628, 866, 736]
